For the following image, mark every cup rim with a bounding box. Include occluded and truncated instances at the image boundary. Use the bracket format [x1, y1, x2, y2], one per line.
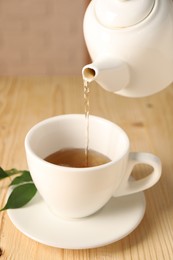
[25, 114, 130, 171]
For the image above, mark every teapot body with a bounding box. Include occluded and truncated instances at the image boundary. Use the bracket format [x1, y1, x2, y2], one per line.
[83, 0, 173, 97]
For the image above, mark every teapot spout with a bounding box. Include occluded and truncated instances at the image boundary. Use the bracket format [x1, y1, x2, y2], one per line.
[82, 57, 130, 92]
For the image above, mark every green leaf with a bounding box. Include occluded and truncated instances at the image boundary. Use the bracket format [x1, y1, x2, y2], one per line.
[6, 168, 23, 176]
[0, 167, 24, 180]
[0, 167, 9, 179]
[1, 183, 37, 211]
[10, 171, 33, 186]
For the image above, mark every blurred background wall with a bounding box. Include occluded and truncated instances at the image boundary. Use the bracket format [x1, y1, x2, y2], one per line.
[0, 0, 89, 76]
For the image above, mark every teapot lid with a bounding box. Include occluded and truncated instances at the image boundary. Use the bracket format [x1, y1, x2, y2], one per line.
[94, 0, 155, 28]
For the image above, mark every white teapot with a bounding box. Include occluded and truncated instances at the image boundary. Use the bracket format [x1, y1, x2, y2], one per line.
[82, 0, 173, 97]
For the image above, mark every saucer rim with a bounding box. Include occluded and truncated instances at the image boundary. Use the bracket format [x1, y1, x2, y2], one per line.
[7, 192, 146, 249]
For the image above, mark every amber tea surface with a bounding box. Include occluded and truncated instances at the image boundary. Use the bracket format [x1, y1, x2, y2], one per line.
[44, 148, 111, 168]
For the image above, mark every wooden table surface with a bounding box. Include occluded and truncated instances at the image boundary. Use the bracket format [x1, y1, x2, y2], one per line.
[0, 77, 173, 259]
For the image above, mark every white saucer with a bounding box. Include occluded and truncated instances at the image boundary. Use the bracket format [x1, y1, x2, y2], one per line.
[8, 192, 146, 249]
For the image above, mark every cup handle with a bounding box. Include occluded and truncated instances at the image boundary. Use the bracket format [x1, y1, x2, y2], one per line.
[114, 152, 162, 197]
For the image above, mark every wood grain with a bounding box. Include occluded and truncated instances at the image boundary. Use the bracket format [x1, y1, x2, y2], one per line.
[0, 77, 173, 259]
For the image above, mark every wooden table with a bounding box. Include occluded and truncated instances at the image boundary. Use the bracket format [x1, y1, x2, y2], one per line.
[0, 77, 173, 259]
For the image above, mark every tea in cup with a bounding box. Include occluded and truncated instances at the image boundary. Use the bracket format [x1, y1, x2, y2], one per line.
[25, 114, 161, 219]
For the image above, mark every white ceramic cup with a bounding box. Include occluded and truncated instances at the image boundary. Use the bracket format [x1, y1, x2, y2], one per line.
[25, 114, 161, 219]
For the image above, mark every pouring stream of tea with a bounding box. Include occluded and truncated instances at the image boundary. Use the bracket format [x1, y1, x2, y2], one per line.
[84, 80, 90, 166]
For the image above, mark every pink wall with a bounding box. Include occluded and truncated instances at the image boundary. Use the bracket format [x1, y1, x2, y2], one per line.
[0, 0, 88, 75]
